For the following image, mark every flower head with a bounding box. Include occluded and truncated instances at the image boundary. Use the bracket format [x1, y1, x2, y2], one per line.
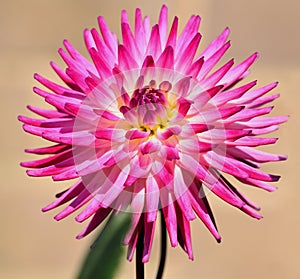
[20, 5, 287, 262]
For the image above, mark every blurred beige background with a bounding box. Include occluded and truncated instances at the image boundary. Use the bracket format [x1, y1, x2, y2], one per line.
[0, 0, 299, 278]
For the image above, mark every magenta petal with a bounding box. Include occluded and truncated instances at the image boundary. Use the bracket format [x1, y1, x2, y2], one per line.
[161, 193, 178, 247]
[125, 129, 150, 140]
[176, 205, 194, 260]
[158, 5, 168, 48]
[235, 82, 279, 104]
[201, 59, 234, 88]
[212, 80, 257, 106]
[176, 15, 201, 56]
[146, 24, 162, 60]
[89, 47, 112, 79]
[25, 144, 68, 155]
[173, 77, 191, 98]
[157, 45, 174, 69]
[42, 181, 85, 212]
[156, 125, 181, 140]
[186, 57, 204, 78]
[198, 41, 231, 80]
[76, 208, 112, 239]
[161, 146, 180, 160]
[121, 22, 141, 62]
[135, 8, 147, 53]
[228, 146, 287, 163]
[124, 213, 143, 245]
[27, 105, 68, 118]
[118, 45, 139, 70]
[54, 189, 93, 221]
[220, 52, 258, 86]
[97, 16, 118, 55]
[90, 28, 117, 64]
[173, 166, 196, 221]
[142, 219, 156, 262]
[166, 16, 178, 48]
[176, 33, 201, 71]
[189, 183, 221, 241]
[200, 27, 230, 59]
[140, 139, 161, 155]
[146, 176, 159, 222]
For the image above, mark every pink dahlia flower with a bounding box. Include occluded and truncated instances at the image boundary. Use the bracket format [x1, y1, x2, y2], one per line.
[20, 5, 287, 262]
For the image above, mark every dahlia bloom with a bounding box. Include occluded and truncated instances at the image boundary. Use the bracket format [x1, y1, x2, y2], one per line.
[20, 5, 287, 262]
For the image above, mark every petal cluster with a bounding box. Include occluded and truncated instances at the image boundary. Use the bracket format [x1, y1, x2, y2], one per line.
[20, 5, 287, 262]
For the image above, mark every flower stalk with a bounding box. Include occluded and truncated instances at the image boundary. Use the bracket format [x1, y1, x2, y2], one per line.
[156, 210, 167, 279]
[136, 222, 145, 279]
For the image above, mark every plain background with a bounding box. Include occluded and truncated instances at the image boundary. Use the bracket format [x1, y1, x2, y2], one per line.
[1, 0, 299, 278]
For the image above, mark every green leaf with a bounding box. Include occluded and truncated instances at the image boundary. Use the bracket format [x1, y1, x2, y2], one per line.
[77, 213, 131, 279]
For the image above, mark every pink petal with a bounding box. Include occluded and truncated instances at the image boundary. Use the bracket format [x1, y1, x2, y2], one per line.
[226, 136, 278, 147]
[219, 52, 258, 86]
[97, 16, 118, 55]
[176, 205, 194, 260]
[118, 45, 139, 70]
[25, 144, 68, 155]
[145, 176, 159, 222]
[190, 85, 223, 109]
[158, 5, 168, 48]
[176, 15, 201, 57]
[200, 27, 230, 59]
[237, 177, 277, 192]
[200, 59, 234, 88]
[125, 129, 150, 140]
[224, 106, 274, 123]
[212, 80, 257, 107]
[146, 24, 162, 60]
[95, 128, 125, 141]
[21, 149, 72, 168]
[142, 219, 156, 262]
[90, 28, 117, 64]
[50, 61, 81, 91]
[121, 21, 141, 62]
[203, 151, 249, 179]
[63, 40, 96, 75]
[198, 41, 231, 80]
[140, 139, 161, 155]
[27, 105, 68, 118]
[126, 216, 142, 261]
[166, 16, 178, 48]
[161, 192, 178, 247]
[76, 208, 112, 239]
[88, 47, 112, 79]
[173, 77, 191, 98]
[247, 94, 280, 109]
[186, 57, 204, 78]
[176, 33, 201, 72]
[229, 146, 287, 163]
[173, 166, 196, 221]
[42, 181, 85, 212]
[156, 125, 181, 140]
[34, 73, 70, 95]
[135, 8, 147, 53]
[54, 189, 93, 221]
[232, 82, 278, 105]
[189, 183, 221, 241]
[124, 213, 143, 245]
[156, 46, 174, 69]
[199, 128, 250, 142]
